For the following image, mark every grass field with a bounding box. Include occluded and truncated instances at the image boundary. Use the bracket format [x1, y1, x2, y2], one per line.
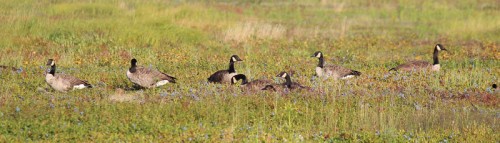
[0, 0, 499, 142]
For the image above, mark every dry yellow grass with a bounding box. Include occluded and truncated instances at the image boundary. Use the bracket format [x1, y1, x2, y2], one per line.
[108, 88, 143, 103]
[223, 22, 286, 43]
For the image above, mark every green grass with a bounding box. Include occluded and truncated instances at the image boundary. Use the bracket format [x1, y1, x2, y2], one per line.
[0, 0, 498, 142]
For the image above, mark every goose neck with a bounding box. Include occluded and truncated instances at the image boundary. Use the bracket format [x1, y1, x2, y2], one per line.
[433, 48, 439, 65]
[285, 75, 292, 88]
[228, 61, 236, 73]
[48, 64, 56, 75]
[129, 64, 137, 73]
[318, 57, 324, 68]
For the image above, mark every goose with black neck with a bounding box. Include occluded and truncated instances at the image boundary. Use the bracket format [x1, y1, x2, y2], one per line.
[312, 51, 361, 80]
[208, 55, 243, 83]
[389, 44, 447, 72]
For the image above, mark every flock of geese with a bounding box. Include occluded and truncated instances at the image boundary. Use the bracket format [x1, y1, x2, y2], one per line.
[7, 43, 495, 93]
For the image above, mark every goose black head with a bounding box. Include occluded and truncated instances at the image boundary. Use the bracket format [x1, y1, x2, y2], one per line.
[129, 59, 138, 73]
[231, 74, 248, 85]
[493, 84, 497, 89]
[46, 59, 56, 75]
[230, 55, 243, 62]
[46, 59, 55, 66]
[311, 51, 323, 58]
[277, 72, 288, 78]
[435, 44, 447, 51]
[131, 59, 138, 67]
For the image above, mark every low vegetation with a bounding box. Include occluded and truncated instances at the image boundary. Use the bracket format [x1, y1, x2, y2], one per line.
[0, 0, 498, 142]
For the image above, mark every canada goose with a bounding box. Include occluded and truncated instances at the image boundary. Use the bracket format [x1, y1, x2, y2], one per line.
[126, 59, 176, 88]
[45, 59, 92, 92]
[207, 55, 243, 83]
[231, 74, 273, 91]
[276, 71, 309, 90]
[311, 51, 361, 79]
[390, 44, 447, 72]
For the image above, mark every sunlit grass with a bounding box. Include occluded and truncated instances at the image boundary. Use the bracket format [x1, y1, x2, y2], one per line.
[0, 0, 498, 142]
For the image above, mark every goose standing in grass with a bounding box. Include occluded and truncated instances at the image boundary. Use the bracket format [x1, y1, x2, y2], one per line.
[207, 55, 243, 83]
[126, 59, 176, 88]
[231, 74, 273, 91]
[311, 51, 361, 79]
[389, 44, 447, 72]
[276, 71, 309, 90]
[45, 59, 92, 92]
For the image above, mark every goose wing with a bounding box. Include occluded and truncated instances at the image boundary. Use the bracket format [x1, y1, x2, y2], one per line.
[247, 79, 272, 86]
[208, 70, 229, 83]
[324, 64, 361, 78]
[290, 82, 308, 89]
[261, 84, 284, 92]
[57, 74, 92, 88]
[245, 79, 273, 90]
[279, 82, 308, 90]
[135, 67, 176, 83]
[151, 69, 176, 83]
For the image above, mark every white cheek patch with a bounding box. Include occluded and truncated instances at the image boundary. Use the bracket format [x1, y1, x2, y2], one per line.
[316, 53, 322, 58]
[231, 77, 236, 83]
[232, 57, 236, 62]
[51, 61, 55, 66]
[436, 45, 441, 51]
[281, 73, 287, 78]
[155, 80, 169, 87]
[73, 84, 87, 89]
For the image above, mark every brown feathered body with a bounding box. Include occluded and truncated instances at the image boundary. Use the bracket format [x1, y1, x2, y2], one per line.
[45, 73, 91, 92]
[127, 66, 176, 88]
[312, 51, 361, 80]
[208, 70, 237, 84]
[242, 79, 273, 91]
[317, 65, 361, 79]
